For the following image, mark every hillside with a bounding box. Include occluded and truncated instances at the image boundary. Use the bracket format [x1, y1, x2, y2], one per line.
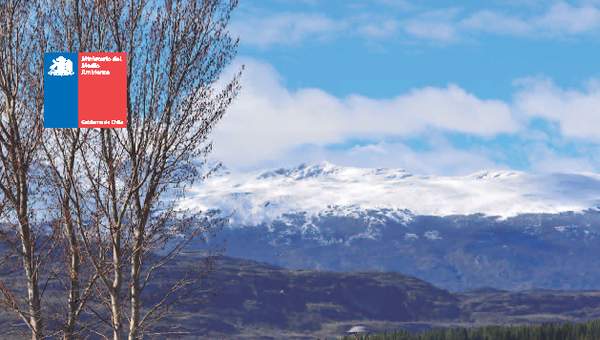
[151, 256, 600, 339]
[1, 254, 598, 338]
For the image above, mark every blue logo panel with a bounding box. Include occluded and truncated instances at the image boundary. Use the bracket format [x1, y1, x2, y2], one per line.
[44, 52, 78, 128]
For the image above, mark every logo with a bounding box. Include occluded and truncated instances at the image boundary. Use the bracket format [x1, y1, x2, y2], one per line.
[48, 56, 75, 77]
[44, 52, 127, 128]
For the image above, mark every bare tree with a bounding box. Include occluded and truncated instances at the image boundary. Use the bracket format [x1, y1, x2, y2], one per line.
[40, 2, 114, 338]
[0, 0, 47, 338]
[0, 1, 239, 339]
[0, 0, 239, 338]
[41, 129, 103, 339]
[110, 1, 239, 337]
[42, 0, 240, 339]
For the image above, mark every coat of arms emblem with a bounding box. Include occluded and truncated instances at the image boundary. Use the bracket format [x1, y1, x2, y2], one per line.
[48, 56, 74, 76]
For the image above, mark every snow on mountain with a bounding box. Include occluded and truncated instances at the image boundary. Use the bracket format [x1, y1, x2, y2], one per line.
[179, 162, 600, 225]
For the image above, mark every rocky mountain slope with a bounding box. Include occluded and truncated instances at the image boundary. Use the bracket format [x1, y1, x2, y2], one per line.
[181, 163, 600, 291]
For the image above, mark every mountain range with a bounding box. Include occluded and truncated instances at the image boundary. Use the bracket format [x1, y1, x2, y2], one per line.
[182, 163, 600, 291]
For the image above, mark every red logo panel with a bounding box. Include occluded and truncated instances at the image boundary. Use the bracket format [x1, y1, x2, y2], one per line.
[78, 52, 127, 128]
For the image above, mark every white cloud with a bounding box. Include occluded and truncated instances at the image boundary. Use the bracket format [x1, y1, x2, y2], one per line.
[403, 9, 461, 42]
[357, 19, 399, 38]
[345, 86, 517, 136]
[230, 12, 344, 47]
[460, 10, 532, 35]
[461, 2, 600, 38]
[537, 2, 600, 34]
[404, 20, 458, 42]
[370, 0, 414, 10]
[515, 77, 600, 140]
[339, 141, 501, 175]
[231, 11, 402, 47]
[232, 2, 600, 47]
[213, 58, 518, 169]
[529, 146, 596, 173]
[212, 58, 600, 173]
[397, 2, 600, 42]
[238, 139, 502, 176]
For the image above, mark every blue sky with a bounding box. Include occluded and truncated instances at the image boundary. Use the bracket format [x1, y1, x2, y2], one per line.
[212, 0, 600, 175]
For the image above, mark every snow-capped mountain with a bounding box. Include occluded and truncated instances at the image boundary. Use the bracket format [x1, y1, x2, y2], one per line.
[182, 163, 600, 291]
[181, 162, 600, 225]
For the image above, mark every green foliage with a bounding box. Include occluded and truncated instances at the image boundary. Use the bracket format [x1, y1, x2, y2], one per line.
[345, 320, 600, 340]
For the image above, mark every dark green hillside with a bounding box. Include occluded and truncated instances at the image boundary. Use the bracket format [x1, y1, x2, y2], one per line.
[1, 253, 600, 338]
[147, 256, 600, 338]
[155, 256, 461, 337]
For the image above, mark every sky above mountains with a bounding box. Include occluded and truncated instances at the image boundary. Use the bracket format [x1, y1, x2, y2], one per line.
[212, 0, 600, 175]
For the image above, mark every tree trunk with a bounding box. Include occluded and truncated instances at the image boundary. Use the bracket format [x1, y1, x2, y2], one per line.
[128, 237, 142, 340]
[110, 291, 122, 340]
[18, 214, 43, 339]
[16, 167, 43, 340]
[110, 238, 123, 340]
[63, 213, 79, 340]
